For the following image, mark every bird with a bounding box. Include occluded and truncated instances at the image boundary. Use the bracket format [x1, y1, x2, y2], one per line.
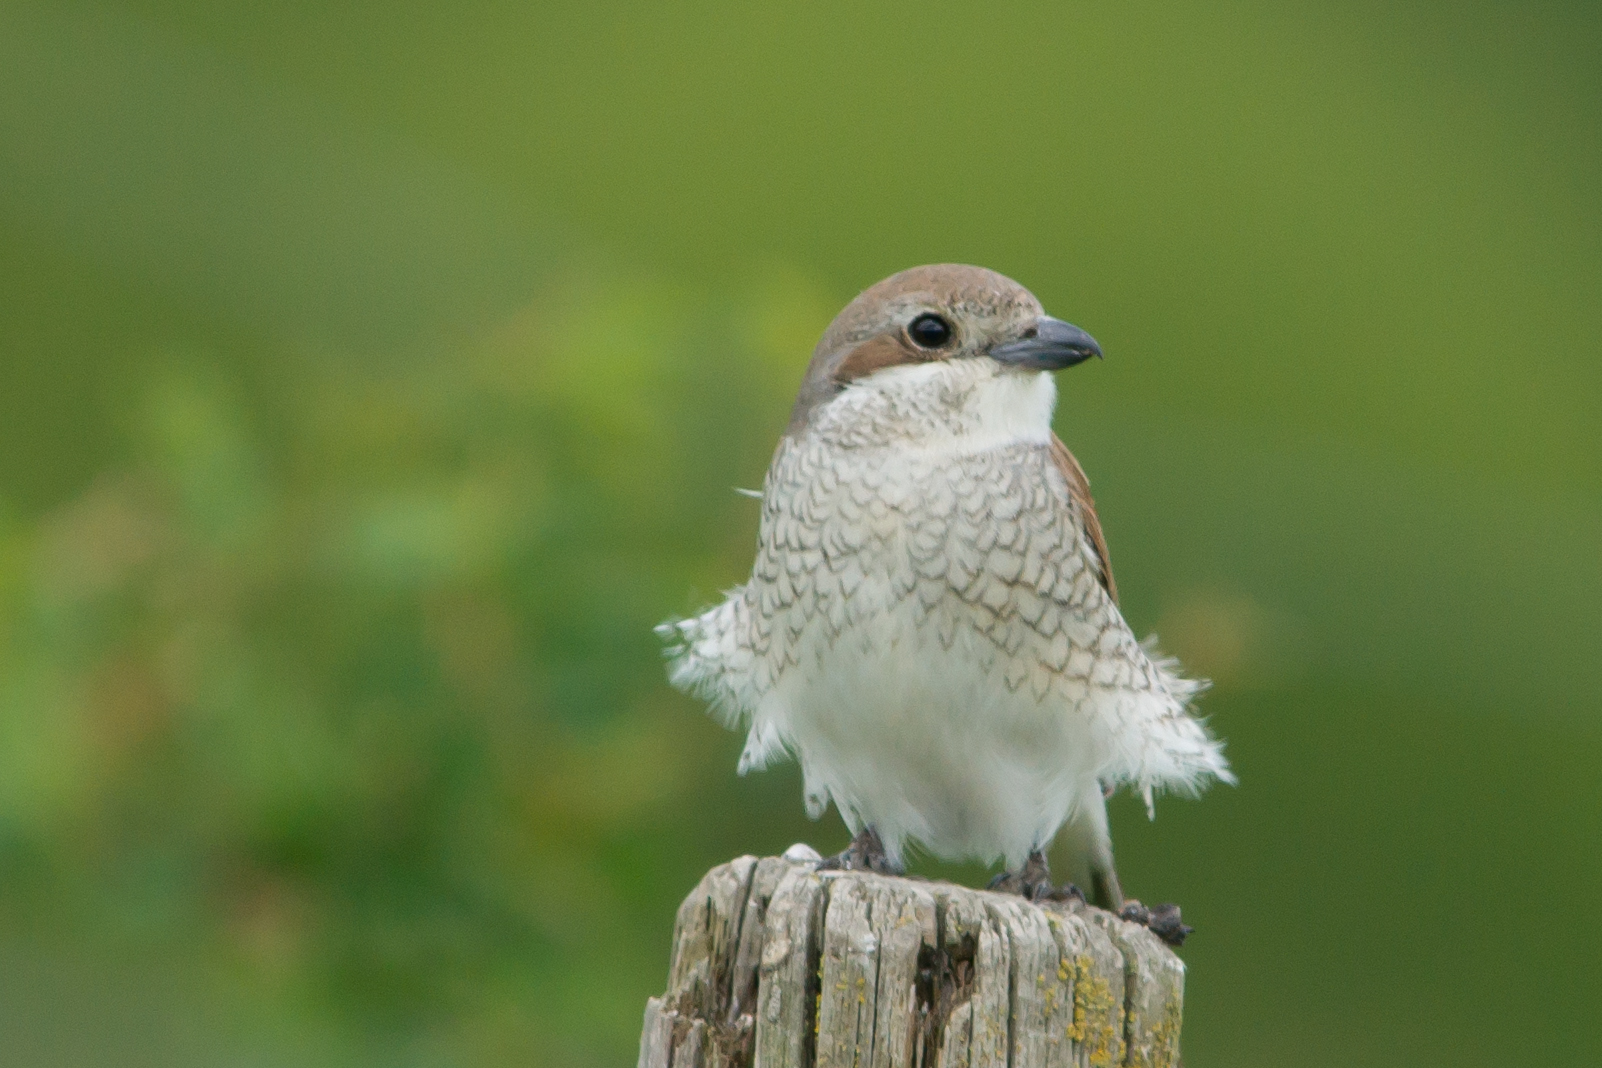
[657, 264, 1232, 942]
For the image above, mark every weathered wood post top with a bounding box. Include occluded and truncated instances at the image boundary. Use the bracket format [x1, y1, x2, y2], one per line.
[639, 847, 1186, 1068]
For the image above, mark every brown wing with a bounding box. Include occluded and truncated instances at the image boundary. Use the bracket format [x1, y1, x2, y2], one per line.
[1049, 434, 1118, 604]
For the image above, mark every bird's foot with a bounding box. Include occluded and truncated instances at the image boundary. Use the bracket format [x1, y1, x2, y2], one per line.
[987, 850, 1060, 902]
[817, 826, 902, 875]
[1046, 882, 1088, 905]
[1118, 899, 1193, 947]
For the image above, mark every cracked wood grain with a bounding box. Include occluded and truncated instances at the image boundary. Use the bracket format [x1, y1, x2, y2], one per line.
[638, 854, 1186, 1068]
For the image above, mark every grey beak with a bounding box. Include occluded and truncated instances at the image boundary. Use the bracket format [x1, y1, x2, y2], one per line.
[988, 316, 1102, 370]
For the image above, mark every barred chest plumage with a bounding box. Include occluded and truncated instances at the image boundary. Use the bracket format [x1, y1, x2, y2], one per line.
[749, 421, 1156, 706]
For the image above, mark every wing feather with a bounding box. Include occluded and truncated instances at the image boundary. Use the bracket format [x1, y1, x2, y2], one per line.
[1049, 434, 1118, 604]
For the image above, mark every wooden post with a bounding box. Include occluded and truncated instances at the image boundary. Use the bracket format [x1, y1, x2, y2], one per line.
[638, 847, 1187, 1068]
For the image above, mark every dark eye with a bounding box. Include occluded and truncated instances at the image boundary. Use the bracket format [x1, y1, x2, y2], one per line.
[907, 313, 953, 349]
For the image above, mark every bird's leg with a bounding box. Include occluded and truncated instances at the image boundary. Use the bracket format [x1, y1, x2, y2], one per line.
[817, 826, 901, 875]
[1089, 859, 1124, 912]
[988, 849, 1059, 902]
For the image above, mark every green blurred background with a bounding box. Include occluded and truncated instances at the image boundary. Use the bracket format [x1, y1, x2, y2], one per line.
[1, 0, 1598, 1064]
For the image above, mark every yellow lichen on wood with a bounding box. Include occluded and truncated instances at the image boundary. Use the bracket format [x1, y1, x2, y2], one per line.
[1075, 969, 1122, 1067]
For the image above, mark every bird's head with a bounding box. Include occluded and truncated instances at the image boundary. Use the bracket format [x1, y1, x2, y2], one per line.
[789, 264, 1101, 432]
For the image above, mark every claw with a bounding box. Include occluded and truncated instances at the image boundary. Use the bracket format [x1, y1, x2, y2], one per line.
[1119, 898, 1193, 946]
[1046, 882, 1087, 904]
[990, 850, 1054, 901]
[1145, 903, 1193, 947]
[817, 826, 901, 875]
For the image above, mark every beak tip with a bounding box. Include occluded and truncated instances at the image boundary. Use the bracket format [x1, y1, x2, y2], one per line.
[990, 316, 1103, 371]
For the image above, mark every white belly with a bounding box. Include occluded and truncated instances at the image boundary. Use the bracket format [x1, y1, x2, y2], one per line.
[763, 575, 1103, 867]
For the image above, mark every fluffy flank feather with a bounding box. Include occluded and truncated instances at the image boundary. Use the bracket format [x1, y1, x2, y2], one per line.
[656, 592, 760, 732]
[1108, 640, 1234, 818]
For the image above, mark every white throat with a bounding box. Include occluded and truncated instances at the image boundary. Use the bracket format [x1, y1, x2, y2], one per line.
[951, 365, 1057, 451]
[821, 360, 1059, 455]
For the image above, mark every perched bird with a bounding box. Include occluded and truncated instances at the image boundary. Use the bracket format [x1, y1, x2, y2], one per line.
[658, 265, 1231, 940]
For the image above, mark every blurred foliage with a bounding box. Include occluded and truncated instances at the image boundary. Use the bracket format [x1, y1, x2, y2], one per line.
[0, 270, 833, 1064]
[0, 0, 1599, 1066]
